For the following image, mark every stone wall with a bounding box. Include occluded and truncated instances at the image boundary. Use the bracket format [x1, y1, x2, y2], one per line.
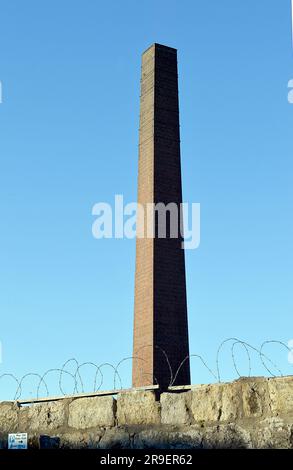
[0, 376, 292, 449]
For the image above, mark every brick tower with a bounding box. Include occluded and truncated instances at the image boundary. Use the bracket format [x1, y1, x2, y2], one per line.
[132, 44, 190, 389]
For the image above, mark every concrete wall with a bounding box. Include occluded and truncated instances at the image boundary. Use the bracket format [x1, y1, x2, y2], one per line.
[0, 376, 292, 449]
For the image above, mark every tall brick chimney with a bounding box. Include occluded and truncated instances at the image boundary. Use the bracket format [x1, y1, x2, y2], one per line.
[132, 44, 190, 389]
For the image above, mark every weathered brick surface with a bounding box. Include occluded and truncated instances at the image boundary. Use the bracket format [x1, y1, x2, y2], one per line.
[133, 43, 190, 389]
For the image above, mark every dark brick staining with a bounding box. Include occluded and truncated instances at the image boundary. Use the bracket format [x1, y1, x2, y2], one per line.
[153, 45, 190, 388]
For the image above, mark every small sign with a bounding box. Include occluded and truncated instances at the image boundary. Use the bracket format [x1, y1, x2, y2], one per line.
[8, 433, 28, 450]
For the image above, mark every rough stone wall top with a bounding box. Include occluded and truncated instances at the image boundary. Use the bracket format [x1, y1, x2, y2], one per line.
[0, 377, 292, 449]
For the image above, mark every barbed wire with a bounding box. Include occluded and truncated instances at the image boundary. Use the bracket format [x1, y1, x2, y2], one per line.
[0, 338, 291, 401]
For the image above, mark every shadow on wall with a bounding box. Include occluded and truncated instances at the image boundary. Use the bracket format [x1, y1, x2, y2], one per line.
[0, 424, 289, 449]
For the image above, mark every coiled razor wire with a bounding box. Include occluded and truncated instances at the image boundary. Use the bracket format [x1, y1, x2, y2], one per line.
[0, 338, 291, 400]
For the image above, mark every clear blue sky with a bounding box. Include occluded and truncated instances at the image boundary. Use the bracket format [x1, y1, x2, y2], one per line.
[0, 0, 292, 399]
